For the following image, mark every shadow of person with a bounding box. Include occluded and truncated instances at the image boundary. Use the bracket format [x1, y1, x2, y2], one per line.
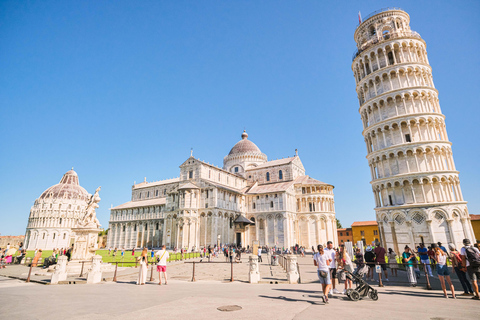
[258, 295, 324, 305]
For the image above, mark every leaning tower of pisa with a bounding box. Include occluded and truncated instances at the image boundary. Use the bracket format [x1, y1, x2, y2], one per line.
[351, 8, 476, 252]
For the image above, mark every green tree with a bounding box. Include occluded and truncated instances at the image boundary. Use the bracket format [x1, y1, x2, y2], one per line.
[336, 219, 342, 229]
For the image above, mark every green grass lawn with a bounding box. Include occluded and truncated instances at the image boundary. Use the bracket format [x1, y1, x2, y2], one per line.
[23, 249, 200, 265]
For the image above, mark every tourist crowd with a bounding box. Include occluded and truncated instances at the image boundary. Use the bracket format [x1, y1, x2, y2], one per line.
[311, 238, 480, 303]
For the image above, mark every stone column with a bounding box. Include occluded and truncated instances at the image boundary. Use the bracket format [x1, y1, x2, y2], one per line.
[286, 255, 299, 284]
[249, 255, 260, 284]
[427, 220, 436, 244]
[389, 221, 399, 255]
[146, 223, 151, 247]
[446, 219, 457, 246]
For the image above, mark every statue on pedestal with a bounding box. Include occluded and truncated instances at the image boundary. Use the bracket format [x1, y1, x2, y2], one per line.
[71, 187, 102, 261]
[78, 186, 102, 229]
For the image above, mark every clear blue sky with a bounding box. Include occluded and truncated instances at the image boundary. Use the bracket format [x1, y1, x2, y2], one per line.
[1, 1, 479, 236]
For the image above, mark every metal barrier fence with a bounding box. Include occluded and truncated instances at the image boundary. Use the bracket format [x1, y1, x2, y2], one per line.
[110, 252, 201, 282]
[185, 261, 236, 282]
[353, 261, 434, 290]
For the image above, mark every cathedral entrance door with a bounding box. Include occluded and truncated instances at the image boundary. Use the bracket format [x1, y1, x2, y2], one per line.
[236, 233, 242, 247]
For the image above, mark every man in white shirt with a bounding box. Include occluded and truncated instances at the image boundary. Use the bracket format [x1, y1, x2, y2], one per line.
[257, 247, 262, 263]
[461, 238, 480, 300]
[313, 244, 332, 304]
[155, 245, 170, 285]
[324, 241, 339, 294]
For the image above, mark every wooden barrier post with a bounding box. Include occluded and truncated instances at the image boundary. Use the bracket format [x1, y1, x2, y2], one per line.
[79, 261, 85, 277]
[150, 262, 155, 282]
[423, 263, 432, 290]
[26, 263, 34, 283]
[192, 262, 196, 282]
[230, 261, 234, 282]
[113, 262, 118, 282]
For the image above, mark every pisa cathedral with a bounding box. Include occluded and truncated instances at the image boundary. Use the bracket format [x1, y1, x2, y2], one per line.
[107, 131, 338, 250]
[352, 8, 475, 253]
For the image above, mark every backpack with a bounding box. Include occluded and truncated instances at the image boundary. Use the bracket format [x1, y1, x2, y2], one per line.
[465, 246, 480, 267]
[452, 252, 464, 268]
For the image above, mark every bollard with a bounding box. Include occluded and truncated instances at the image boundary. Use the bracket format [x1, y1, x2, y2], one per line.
[423, 263, 432, 290]
[79, 261, 85, 278]
[26, 263, 34, 283]
[230, 261, 234, 282]
[378, 265, 384, 287]
[297, 262, 302, 284]
[192, 262, 196, 282]
[113, 262, 118, 282]
[150, 263, 154, 282]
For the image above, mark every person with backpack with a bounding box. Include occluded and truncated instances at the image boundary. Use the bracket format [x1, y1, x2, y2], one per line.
[461, 238, 480, 300]
[449, 243, 473, 296]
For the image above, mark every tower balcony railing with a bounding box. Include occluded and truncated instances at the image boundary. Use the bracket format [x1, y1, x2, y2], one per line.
[356, 7, 404, 28]
[352, 31, 422, 61]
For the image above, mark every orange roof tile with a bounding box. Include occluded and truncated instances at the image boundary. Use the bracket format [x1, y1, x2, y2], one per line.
[470, 214, 480, 221]
[351, 221, 378, 227]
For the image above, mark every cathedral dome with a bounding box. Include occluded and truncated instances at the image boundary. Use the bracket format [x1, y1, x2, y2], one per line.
[39, 169, 89, 201]
[223, 131, 267, 174]
[228, 131, 262, 155]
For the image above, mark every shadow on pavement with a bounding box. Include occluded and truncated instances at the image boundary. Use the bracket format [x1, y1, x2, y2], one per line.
[258, 294, 324, 305]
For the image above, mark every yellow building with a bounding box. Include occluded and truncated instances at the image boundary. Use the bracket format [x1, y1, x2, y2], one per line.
[471, 214, 480, 243]
[351, 221, 379, 246]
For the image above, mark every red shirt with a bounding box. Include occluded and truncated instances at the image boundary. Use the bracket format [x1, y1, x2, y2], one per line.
[374, 247, 386, 264]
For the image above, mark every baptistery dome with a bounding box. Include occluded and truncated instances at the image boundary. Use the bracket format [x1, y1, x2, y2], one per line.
[223, 131, 267, 176]
[25, 169, 92, 250]
[39, 169, 89, 201]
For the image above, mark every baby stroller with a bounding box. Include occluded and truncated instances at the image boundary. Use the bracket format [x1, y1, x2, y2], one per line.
[344, 269, 378, 301]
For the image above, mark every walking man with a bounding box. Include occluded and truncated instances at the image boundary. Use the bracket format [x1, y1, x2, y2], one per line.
[324, 241, 339, 294]
[257, 247, 263, 263]
[155, 245, 169, 285]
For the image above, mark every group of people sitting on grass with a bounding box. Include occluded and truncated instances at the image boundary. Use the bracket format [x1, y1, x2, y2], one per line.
[312, 238, 480, 303]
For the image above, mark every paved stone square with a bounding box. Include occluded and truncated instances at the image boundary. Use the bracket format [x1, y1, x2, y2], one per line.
[1, 255, 480, 319]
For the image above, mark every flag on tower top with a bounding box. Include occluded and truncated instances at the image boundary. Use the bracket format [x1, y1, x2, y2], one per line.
[358, 11, 362, 24]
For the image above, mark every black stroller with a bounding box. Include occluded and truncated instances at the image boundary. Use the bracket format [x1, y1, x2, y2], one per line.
[344, 269, 378, 301]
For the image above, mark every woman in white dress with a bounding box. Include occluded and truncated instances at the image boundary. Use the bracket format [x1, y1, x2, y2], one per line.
[136, 248, 148, 285]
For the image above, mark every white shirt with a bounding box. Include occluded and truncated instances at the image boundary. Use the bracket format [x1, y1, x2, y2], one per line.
[324, 248, 336, 268]
[313, 252, 330, 271]
[437, 253, 447, 266]
[461, 246, 480, 267]
[155, 249, 170, 266]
